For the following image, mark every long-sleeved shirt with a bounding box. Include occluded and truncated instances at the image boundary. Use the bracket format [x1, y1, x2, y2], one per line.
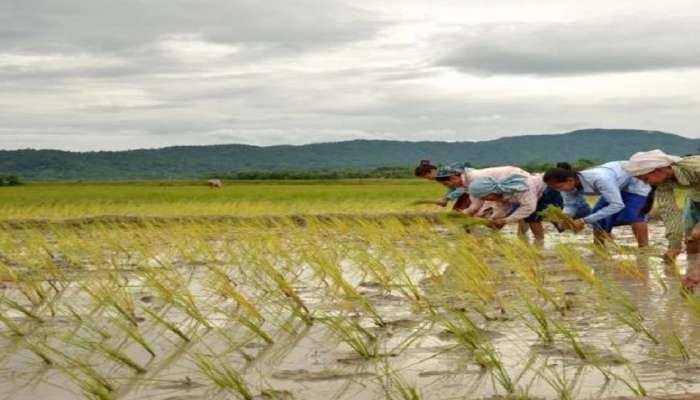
[653, 156, 700, 249]
[489, 174, 547, 223]
[462, 166, 531, 216]
[561, 161, 650, 225]
[443, 186, 467, 201]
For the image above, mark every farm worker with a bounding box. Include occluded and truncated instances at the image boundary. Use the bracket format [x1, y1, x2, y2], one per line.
[414, 160, 471, 210]
[543, 161, 652, 248]
[207, 179, 223, 188]
[555, 162, 592, 214]
[621, 149, 700, 289]
[450, 165, 531, 218]
[468, 173, 563, 244]
[437, 164, 533, 230]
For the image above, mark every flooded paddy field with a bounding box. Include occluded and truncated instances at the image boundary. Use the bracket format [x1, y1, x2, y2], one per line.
[1, 213, 700, 400]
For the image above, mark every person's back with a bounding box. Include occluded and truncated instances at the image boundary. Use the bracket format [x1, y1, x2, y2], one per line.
[465, 166, 529, 187]
[461, 166, 531, 216]
[669, 155, 700, 200]
[579, 161, 649, 197]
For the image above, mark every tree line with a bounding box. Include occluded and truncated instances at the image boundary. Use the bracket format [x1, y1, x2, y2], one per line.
[203, 160, 600, 180]
[0, 176, 21, 186]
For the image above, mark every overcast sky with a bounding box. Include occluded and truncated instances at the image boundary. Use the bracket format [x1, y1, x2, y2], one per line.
[1, 0, 699, 151]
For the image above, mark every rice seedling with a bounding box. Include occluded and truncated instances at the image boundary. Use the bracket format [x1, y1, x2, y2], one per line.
[24, 339, 55, 365]
[609, 305, 659, 345]
[539, 205, 576, 230]
[522, 298, 554, 345]
[142, 306, 191, 342]
[0, 308, 25, 337]
[113, 319, 156, 357]
[206, 264, 263, 320]
[193, 353, 253, 399]
[557, 244, 597, 286]
[95, 342, 147, 374]
[438, 309, 485, 351]
[48, 345, 117, 398]
[76, 379, 116, 400]
[665, 329, 691, 361]
[82, 280, 139, 327]
[0, 297, 45, 323]
[537, 363, 584, 400]
[499, 239, 565, 313]
[476, 342, 517, 395]
[443, 212, 493, 228]
[138, 266, 211, 328]
[303, 246, 385, 327]
[606, 363, 647, 397]
[552, 321, 589, 361]
[443, 244, 501, 307]
[380, 363, 422, 400]
[322, 315, 379, 359]
[236, 315, 274, 345]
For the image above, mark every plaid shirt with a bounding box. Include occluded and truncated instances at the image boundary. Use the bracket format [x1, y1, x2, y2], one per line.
[655, 156, 700, 249]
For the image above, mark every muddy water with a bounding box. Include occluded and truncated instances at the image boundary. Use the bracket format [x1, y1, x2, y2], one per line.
[3, 222, 700, 400]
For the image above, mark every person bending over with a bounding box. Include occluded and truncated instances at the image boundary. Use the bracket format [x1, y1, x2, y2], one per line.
[543, 161, 651, 248]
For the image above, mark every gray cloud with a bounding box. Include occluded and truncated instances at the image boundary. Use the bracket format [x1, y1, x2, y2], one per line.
[1, 0, 382, 54]
[1, 1, 700, 151]
[439, 18, 700, 76]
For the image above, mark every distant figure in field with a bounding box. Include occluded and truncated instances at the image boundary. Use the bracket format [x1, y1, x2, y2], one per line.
[207, 179, 223, 188]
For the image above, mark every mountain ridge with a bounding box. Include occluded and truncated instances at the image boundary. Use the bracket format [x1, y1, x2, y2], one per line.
[1, 129, 698, 180]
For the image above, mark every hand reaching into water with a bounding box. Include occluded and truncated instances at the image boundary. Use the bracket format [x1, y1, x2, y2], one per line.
[489, 218, 506, 230]
[690, 226, 700, 241]
[663, 248, 681, 265]
[682, 267, 700, 291]
[556, 218, 585, 233]
[571, 219, 586, 233]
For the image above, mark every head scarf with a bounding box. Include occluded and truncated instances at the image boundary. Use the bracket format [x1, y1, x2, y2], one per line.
[622, 149, 681, 176]
[468, 174, 529, 198]
[436, 163, 465, 178]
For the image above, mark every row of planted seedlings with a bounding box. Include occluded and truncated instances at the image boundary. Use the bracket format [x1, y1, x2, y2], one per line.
[0, 214, 697, 399]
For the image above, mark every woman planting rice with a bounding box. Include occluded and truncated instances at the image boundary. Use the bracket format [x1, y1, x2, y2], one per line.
[431, 163, 535, 220]
[435, 164, 534, 235]
[468, 173, 563, 245]
[543, 161, 652, 248]
[414, 160, 471, 210]
[622, 149, 700, 289]
[449, 165, 531, 217]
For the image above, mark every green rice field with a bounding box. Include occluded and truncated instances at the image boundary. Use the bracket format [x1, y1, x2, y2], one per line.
[0, 180, 442, 220]
[0, 180, 697, 400]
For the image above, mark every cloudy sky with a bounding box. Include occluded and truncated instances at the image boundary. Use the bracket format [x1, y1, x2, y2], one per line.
[1, 0, 699, 150]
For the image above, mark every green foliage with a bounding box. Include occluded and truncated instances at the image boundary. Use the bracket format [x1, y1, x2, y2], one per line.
[0, 176, 21, 186]
[204, 166, 415, 180]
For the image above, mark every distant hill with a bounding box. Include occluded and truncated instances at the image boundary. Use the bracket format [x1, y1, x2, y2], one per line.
[1, 129, 699, 180]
